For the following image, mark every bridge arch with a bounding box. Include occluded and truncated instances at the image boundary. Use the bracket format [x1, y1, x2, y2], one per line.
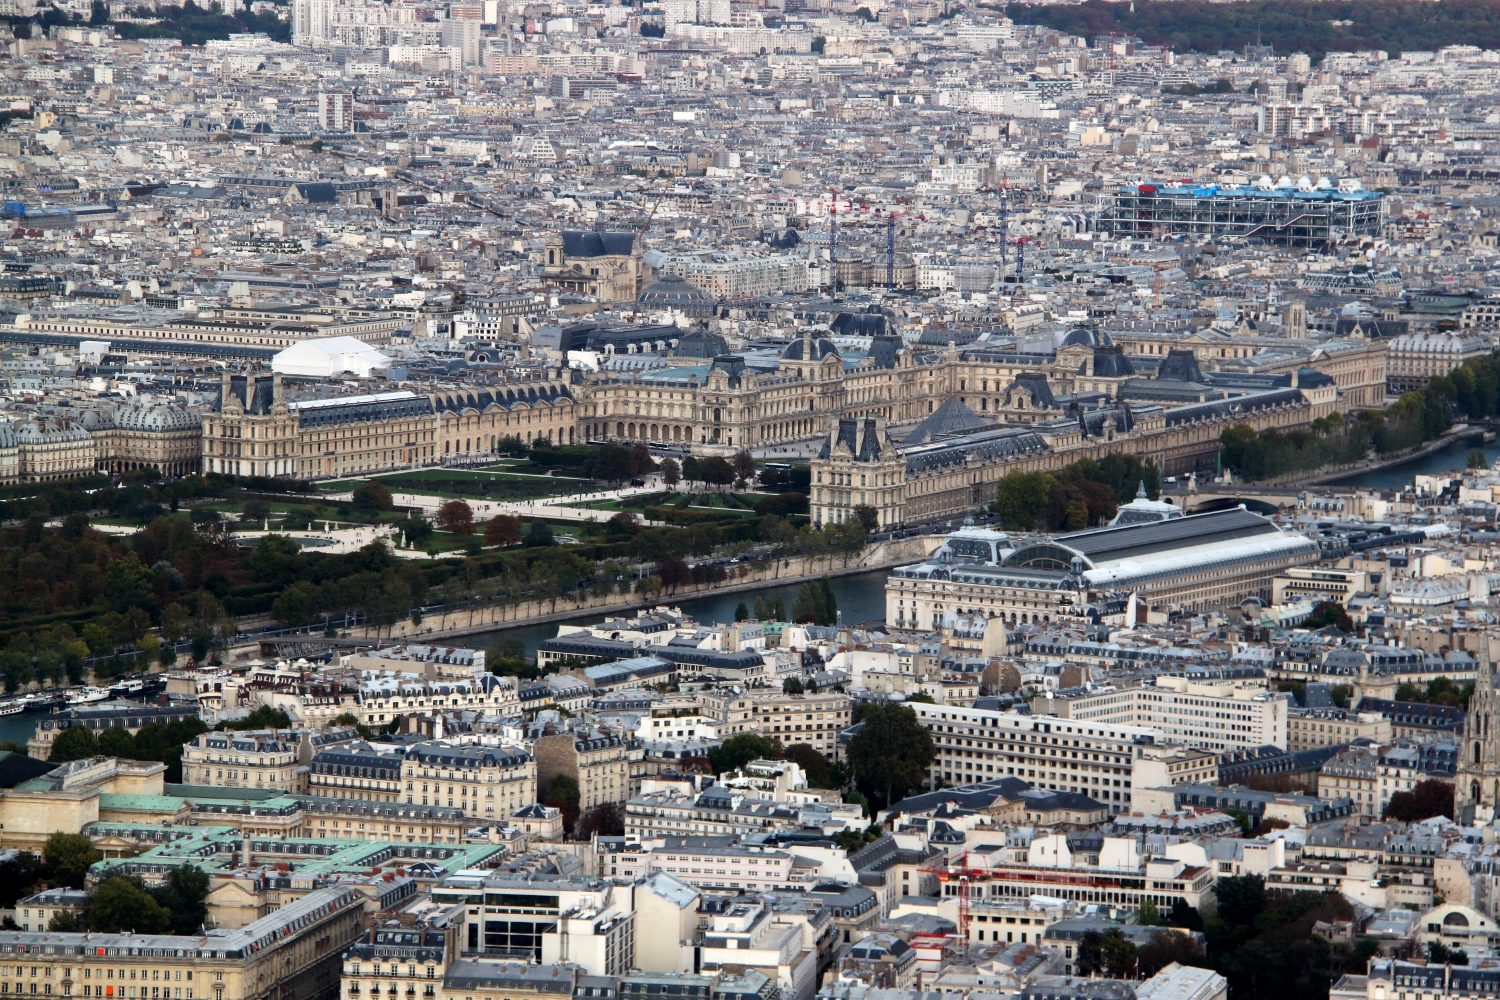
[1186, 496, 1285, 516]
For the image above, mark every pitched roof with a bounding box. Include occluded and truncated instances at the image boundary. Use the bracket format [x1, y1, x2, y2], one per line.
[903, 396, 991, 445]
[562, 231, 636, 258]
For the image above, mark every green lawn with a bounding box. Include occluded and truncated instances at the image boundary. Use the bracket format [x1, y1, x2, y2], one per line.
[323, 470, 598, 501]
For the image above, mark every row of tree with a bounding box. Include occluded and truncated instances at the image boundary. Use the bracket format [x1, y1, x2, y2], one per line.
[523, 441, 657, 484]
[1219, 413, 1370, 482]
[47, 715, 209, 782]
[1222, 353, 1500, 481]
[1071, 877, 1380, 1000]
[991, 455, 1163, 531]
[3, 458, 868, 676]
[1006, 0, 1500, 60]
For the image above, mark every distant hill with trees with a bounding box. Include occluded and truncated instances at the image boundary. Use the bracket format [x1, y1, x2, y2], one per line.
[1003, 0, 1500, 60]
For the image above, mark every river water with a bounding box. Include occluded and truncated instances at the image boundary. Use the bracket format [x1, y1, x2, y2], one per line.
[0, 571, 895, 749]
[465, 568, 895, 661]
[1323, 433, 1499, 491]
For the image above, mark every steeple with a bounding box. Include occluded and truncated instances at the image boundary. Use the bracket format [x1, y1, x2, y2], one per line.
[1458, 659, 1499, 823]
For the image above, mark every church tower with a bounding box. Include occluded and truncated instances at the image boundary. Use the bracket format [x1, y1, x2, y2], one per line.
[1459, 661, 1500, 824]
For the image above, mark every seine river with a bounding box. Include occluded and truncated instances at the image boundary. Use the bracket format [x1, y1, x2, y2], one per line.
[1323, 433, 1500, 490]
[464, 567, 895, 662]
[4, 438, 1485, 749]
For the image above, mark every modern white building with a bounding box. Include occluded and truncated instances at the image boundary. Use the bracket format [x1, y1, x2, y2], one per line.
[272, 336, 394, 377]
[1039, 675, 1289, 751]
[910, 703, 1161, 813]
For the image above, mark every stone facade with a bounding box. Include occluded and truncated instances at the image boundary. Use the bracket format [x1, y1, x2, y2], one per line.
[721, 691, 852, 763]
[182, 731, 303, 792]
[533, 731, 642, 810]
[88, 400, 204, 476]
[0, 884, 366, 1000]
[400, 742, 537, 820]
[16, 418, 95, 480]
[1385, 330, 1491, 394]
[543, 231, 641, 302]
[813, 372, 1338, 528]
[3, 323, 1388, 493]
[202, 373, 579, 480]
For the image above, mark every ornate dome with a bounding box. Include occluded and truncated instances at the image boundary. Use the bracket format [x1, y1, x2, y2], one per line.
[780, 335, 840, 361]
[637, 275, 714, 316]
[1061, 328, 1111, 349]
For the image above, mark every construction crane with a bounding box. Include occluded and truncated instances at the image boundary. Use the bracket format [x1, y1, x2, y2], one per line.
[1144, 258, 1178, 310]
[997, 180, 1010, 282]
[886, 212, 896, 289]
[829, 188, 840, 295]
[639, 160, 688, 238]
[1014, 236, 1036, 287]
[920, 851, 992, 943]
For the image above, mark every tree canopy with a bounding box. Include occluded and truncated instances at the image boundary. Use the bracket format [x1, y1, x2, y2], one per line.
[1304, 601, 1354, 633]
[845, 703, 935, 809]
[792, 576, 839, 626]
[708, 733, 781, 774]
[1190, 876, 1377, 1000]
[89, 877, 171, 933]
[1384, 779, 1454, 822]
[44, 832, 100, 888]
[991, 455, 1159, 531]
[1005, 0, 1500, 59]
[781, 743, 833, 788]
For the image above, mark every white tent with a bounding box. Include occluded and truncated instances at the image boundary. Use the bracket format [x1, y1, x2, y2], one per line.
[272, 336, 394, 377]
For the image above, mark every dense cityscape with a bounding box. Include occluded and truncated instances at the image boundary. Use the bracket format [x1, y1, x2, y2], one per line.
[7, 4, 1500, 1000]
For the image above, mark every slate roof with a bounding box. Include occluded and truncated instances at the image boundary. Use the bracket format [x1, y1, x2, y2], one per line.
[903, 396, 992, 445]
[1006, 372, 1057, 409]
[1091, 345, 1136, 378]
[1162, 387, 1308, 427]
[1355, 698, 1465, 730]
[562, 231, 636, 258]
[294, 182, 338, 203]
[885, 776, 1030, 817]
[780, 335, 840, 361]
[902, 425, 1049, 476]
[1051, 507, 1292, 566]
[830, 311, 889, 338]
[1157, 349, 1203, 382]
[818, 417, 885, 460]
[0, 752, 60, 788]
